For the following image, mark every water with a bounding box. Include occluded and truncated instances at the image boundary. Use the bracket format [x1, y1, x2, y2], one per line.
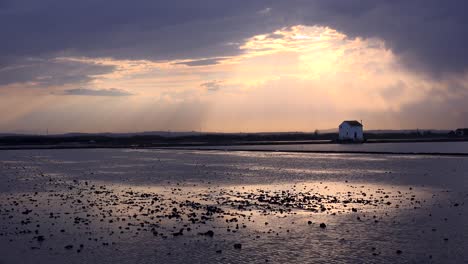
[182, 141, 468, 154]
[0, 149, 467, 263]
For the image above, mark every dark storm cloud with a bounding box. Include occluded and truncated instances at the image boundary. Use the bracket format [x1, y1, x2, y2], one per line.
[62, 88, 133, 97]
[0, 0, 276, 62]
[0, 59, 115, 86]
[1, 0, 467, 82]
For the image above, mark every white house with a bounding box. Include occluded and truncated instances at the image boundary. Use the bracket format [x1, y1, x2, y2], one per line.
[339, 120, 364, 142]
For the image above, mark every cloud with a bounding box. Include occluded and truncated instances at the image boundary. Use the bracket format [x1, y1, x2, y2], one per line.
[0, 95, 210, 134]
[174, 58, 226, 67]
[62, 88, 133, 97]
[1, 1, 467, 77]
[0, 58, 115, 86]
[1, 2, 468, 132]
[200, 80, 223, 91]
[280, 0, 468, 76]
[0, 1, 275, 63]
[379, 81, 407, 101]
[258, 7, 272, 15]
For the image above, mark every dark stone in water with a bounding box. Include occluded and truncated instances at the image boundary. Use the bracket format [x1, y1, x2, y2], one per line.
[65, 245, 73, 250]
[173, 228, 184, 237]
[396, 250, 402, 254]
[308, 221, 312, 225]
[319, 223, 326, 228]
[234, 243, 242, 249]
[199, 230, 214, 237]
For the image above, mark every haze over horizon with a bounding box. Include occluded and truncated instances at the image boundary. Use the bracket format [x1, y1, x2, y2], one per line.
[1, 1, 468, 133]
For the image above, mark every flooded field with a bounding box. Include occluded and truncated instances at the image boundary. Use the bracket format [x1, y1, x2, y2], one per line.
[183, 141, 468, 154]
[0, 149, 467, 263]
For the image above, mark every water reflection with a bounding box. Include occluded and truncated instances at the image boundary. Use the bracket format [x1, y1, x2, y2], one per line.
[0, 149, 467, 263]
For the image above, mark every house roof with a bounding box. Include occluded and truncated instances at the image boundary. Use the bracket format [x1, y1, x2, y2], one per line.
[341, 120, 363, 127]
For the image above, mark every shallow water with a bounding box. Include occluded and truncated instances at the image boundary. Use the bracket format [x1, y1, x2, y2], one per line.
[184, 141, 468, 154]
[0, 149, 467, 263]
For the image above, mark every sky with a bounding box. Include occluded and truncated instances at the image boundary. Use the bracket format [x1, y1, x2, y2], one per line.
[1, 0, 468, 133]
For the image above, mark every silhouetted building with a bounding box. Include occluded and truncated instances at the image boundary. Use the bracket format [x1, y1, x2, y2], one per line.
[339, 120, 364, 142]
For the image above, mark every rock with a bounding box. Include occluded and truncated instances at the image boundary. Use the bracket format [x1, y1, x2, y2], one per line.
[216, 250, 222, 254]
[173, 228, 184, 237]
[233, 243, 242, 249]
[307, 221, 312, 225]
[199, 230, 214, 237]
[65, 245, 73, 250]
[22, 209, 32, 215]
[396, 250, 402, 254]
[319, 223, 326, 228]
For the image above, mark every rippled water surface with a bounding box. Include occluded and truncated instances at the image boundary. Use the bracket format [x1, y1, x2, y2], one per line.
[185, 141, 468, 154]
[0, 149, 467, 263]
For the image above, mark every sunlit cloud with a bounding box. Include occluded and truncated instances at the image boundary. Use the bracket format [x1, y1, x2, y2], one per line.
[1, 25, 467, 133]
[258, 7, 272, 15]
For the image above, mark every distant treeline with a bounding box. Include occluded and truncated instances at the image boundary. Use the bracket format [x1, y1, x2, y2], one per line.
[0, 133, 325, 146]
[0, 130, 466, 148]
